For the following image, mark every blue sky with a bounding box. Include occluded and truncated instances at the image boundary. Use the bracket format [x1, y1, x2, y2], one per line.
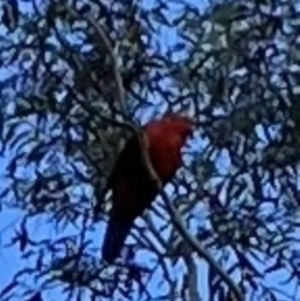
[0, 0, 299, 301]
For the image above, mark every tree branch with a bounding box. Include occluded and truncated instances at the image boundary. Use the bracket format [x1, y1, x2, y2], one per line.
[64, 5, 126, 113]
[65, 4, 244, 301]
[163, 192, 244, 301]
[64, 4, 163, 188]
[184, 255, 202, 301]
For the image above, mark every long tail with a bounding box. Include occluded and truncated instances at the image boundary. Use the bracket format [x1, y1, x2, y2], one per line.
[102, 216, 133, 263]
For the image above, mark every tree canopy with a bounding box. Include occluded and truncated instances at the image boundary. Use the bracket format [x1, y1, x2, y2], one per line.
[1, 0, 300, 301]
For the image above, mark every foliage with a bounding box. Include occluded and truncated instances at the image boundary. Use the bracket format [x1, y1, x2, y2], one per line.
[1, 0, 300, 300]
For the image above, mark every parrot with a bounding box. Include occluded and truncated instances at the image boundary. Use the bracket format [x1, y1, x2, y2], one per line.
[95, 114, 194, 263]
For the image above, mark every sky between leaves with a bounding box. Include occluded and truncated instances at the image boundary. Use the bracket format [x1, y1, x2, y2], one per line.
[0, 0, 299, 301]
